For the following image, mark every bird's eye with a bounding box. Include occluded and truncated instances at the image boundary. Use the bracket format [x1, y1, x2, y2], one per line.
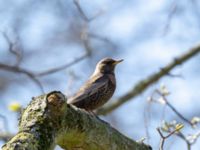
[105, 61, 113, 65]
[101, 59, 115, 65]
[109, 60, 115, 64]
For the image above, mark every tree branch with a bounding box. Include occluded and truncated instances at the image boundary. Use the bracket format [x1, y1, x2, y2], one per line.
[0, 63, 44, 92]
[157, 127, 181, 150]
[97, 44, 200, 115]
[73, 0, 102, 22]
[1, 31, 23, 66]
[0, 52, 89, 92]
[36, 53, 89, 76]
[158, 90, 193, 126]
[2, 91, 151, 150]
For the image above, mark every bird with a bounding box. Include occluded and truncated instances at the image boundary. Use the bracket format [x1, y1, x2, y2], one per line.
[67, 57, 123, 111]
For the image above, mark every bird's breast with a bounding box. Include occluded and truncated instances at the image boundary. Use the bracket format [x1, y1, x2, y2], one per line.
[107, 74, 116, 85]
[93, 75, 116, 107]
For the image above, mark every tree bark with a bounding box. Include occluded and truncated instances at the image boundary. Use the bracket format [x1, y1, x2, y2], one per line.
[2, 91, 151, 150]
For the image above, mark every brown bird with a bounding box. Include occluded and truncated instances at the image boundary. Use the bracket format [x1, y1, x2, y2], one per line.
[67, 58, 123, 111]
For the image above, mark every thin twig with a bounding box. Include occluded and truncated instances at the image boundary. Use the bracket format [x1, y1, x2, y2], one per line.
[0, 52, 89, 92]
[89, 33, 117, 50]
[2, 32, 23, 66]
[157, 127, 181, 150]
[0, 114, 9, 132]
[73, 0, 102, 22]
[73, 0, 115, 54]
[166, 101, 193, 126]
[0, 63, 44, 93]
[156, 90, 193, 127]
[36, 53, 89, 76]
[73, 0, 90, 22]
[176, 132, 191, 150]
[163, 1, 177, 35]
[190, 0, 200, 29]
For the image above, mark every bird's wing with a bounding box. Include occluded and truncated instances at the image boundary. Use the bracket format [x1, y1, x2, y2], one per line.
[67, 74, 109, 104]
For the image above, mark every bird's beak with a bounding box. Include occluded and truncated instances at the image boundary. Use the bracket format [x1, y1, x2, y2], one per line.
[113, 59, 123, 65]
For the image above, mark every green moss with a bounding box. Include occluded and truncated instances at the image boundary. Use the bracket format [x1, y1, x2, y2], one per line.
[3, 92, 151, 150]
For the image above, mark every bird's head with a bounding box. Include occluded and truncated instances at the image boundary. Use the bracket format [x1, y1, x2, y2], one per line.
[93, 58, 123, 75]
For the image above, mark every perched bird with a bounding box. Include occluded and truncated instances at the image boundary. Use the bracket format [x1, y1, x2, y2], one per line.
[67, 58, 123, 111]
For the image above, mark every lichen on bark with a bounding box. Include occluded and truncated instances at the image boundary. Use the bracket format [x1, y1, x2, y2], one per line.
[2, 91, 151, 150]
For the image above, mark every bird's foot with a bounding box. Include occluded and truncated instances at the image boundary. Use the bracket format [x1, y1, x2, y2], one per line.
[87, 111, 110, 125]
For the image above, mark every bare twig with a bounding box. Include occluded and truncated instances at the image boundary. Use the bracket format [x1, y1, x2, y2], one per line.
[190, 0, 200, 29]
[143, 104, 151, 143]
[157, 126, 182, 150]
[166, 101, 192, 126]
[2, 32, 23, 66]
[73, 0, 115, 54]
[176, 132, 191, 150]
[36, 53, 89, 76]
[97, 44, 200, 115]
[0, 114, 9, 132]
[0, 51, 90, 92]
[165, 72, 183, 78]
[151, 86, 200, 150]
[155, 90, 193, 127]
[163, 1, 177, 35]
[0, 63, 44, 93]
[65, 71, 80, 96]
[73, 0, 90, 22]
[73, 0, 102, 22]
[89, 33, 117, 50]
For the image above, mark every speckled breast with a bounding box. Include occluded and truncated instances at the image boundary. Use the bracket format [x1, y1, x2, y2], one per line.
[86, 79, 116, 110]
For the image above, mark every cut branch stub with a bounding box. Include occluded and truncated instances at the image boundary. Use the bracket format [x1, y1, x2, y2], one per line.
[2, 91, 67, 150]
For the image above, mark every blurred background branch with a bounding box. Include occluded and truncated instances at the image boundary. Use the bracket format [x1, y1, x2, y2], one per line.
[0, 63, 44, 92]
[97, 45, 200, 115]
[36, 53, 89, 76]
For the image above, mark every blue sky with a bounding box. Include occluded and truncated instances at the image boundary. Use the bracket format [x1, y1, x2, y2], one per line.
[1, 0, 200, 149]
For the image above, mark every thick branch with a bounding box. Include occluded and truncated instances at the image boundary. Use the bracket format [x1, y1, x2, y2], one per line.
[2, 91, 151, 150]
[97, 44, 200, 115]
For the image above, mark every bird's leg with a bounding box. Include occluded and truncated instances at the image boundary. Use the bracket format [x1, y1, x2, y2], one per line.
[87, 110, 102, 121]
[88, 110, 99, 118]
[88, 110, 110, 125]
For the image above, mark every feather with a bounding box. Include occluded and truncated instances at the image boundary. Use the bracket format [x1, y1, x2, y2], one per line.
[67, 74, 109, 104]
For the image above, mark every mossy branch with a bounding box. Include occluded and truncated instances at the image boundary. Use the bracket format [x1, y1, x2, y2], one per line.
[2, 91, 151, 150]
